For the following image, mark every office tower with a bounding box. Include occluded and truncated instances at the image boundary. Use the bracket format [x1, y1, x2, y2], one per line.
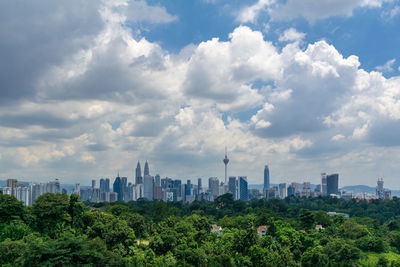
[144, 175, 154, 200]
[30, 183, 41, 204]
[278, 183, 287, 199]
[198, 178, 202, 190]
[155, 174, 161, 187]
[228, 176, 237, 199]
[121, 177, 128, 201]
[154, 186, 163, 200]
[301, 182, 311, 197]
[287, 185, 295, 196]
[46, 179, 60, 194]
[92, 179, 96, 189]
[136, 161, 143, 184]
[144, 160, 150, 176]
[321, 173, 327, 196]
[376, 178, 384, 198]
[208, 177, 220, 198]
[7, 179, 18, 196]
[223, 147, 229, 185]
[326, 174, 339, 195]
[105, 178, 110, 192]
[113, 176, 122, 201]
[291, 182, 299, 194]
[238, 176, 248, 201]
[264, 165, 270, 189]
[15, 186, 30, 206]
[73, 183, 80, 195]
[100, 179, 105, 192]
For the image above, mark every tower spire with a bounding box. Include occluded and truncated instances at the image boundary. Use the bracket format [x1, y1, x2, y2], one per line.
[223, 146, 229, 185]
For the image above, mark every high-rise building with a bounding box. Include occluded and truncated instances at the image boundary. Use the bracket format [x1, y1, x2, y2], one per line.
[376, 178, 384, 198]
[301, 182, 312, 197]
[278, 183, 287, 199]
[208, 177, 219, 198]
[287, 185, 295, 196]
[144, 175, 154, 200]
[198, 178, 202, 190]
[92, 179, 96, 189]
[228, 176, 237, 199]
[155, 174, 161, 187]
[321, 173, 327, 196]
[113, 176, 122, 202]
[136, 161, 143, 184]
[121, 177, 128, 201]
[105, 178, 110, 192]
[223, 147, 229, 185]
[326, 174, 339, 195]
[100, 179, 106, 192]
[238, 176, 248, 201]
[144, 160, 150, 176]
[264, 165, 270, 189]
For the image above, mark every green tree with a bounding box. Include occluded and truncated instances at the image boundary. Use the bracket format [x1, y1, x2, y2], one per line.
[68, 193, 85, 229]
[83, 211, 135, 250]
[32, 193, 71, 235]
[301, 245, 329, 267]
[0, 194, 24, 223]
[299, 210, 314, 230]
[0, 220, 31, 241]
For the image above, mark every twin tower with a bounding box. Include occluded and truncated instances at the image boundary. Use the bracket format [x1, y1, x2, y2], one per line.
[135, 160, 149, 185]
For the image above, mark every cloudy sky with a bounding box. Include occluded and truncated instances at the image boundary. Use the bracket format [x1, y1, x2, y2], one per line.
[1, 0, 400, 188]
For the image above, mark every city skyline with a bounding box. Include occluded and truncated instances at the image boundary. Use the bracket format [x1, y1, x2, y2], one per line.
[1, 1, 400, 188]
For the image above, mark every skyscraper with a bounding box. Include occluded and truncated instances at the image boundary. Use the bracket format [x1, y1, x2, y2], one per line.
[238, 176, 248, 201]
[278, 183, 287, 199]
[321, 173, 327, 196]
[223, 147, 229, 185]
[228, 176, 237, 199]
[198, 178, 202, 190]
[113, 175, 122, 202]
[136, 161, 143, 184]
[326, 173, 339, 195]
[208, 177, 219, 198]
[264, 165, 270, 189]
[105, 178, 110, 192]
[121, 177, 128, 201]
[144, 160, 150, 176]
[92, 179, 96, 189]
[100, 178, 105, 192]
[144, 175, 154, 200]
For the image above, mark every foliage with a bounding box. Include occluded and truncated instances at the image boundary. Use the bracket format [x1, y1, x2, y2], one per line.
[1, 194, 400, 266]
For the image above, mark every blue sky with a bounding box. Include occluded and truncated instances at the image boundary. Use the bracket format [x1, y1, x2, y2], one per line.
[1, 0, 400, 189]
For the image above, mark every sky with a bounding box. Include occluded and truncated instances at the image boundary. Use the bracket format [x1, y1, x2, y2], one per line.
[1, 0, 400, 188]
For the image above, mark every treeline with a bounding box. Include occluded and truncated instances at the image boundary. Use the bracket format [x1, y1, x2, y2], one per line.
[1, 192, 400, 266]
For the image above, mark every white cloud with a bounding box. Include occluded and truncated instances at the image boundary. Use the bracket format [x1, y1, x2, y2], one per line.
[270, 0, 390, 21]
[375, 58, 396, 72]
[124, 0, 177, 24]
[237, 0, 275, 23]
[278, 28, 306, 42]
[2, 0, 400, 187]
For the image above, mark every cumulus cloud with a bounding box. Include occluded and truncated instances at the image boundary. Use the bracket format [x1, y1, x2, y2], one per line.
[124, 0, 177, 24]
[238, 0, 391, 23]
[237, 0, 275, 23]
[375, 58, 396, 72]
[2, 0, 400, 186]
[278, 28, 306, 42]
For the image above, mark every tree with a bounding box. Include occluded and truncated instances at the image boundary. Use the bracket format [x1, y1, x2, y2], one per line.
[0, 194, 24, 223]
[301, 245, 329, 267]
[83, 212, 135, 250]
[68, 194, 85, 229]
[339, 219, 369, 239]
[299, 210, 314, 230]
[32, 193, 71, 235]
